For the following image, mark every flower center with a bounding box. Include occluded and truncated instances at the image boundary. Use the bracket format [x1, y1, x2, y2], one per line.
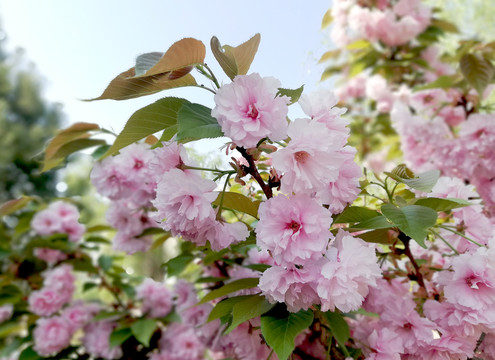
[294, 151, 310, 164]
[287, 220, 301, 234]
[247, 104, 259, 119]
[465, 275, 480, 289]
[134, 159, 144, 169]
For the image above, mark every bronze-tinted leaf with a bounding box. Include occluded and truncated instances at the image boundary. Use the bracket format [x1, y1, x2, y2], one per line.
[135, 38, 206, 78]
[88, 68, 197, 101]
[211, 36, 238, 80]
[44, 122, 100, 160]
[460, 53, 494, 95]
[42, 138, 107, 172]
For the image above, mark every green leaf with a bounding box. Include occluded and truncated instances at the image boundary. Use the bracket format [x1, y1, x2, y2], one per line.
[212, 192, 260, 219]
[460, 53, 494, 95]
[346, 39, 371, 50]
[131, 319, 157, 347]
[321, 9, 333, 29]
[135, 52, 164, 76]
[104, 97, 189, 157]
[414, 75, 457, 91]
[163, 253, 195, 276]
[349, 215, 392, 231]
[198, 278, 259, 305]
[318, 49, 341, 63]
[225, 295, 275, 334]
[0, 285, 23, 306]
[83, 282, 99, 292]
[391, 164, 415, 179]
[386, 169, 440, 193]
[431, 18, 459, 33]
[210, 34, 261, 80]
[109, 327, 132, 347]
[0, 321, 23, 338]
[276, 85, 304, 105]
[320, 65, 342, 81]
[42, 138, 107, 171]
[93, 310, 126, 321]
[323, 311, 350, 352]
[207, 295, 252, 322]
[260, 306, 314, 360]
[0, 196, 33, 218]
[415, 197, 471, 212]
[355, 228, 394, 245]
[19, 346, 42, 360]
[381, 204, 438, 248]
[333, 206, 381, 224]
[98, 255, 113, 271]
[176, 102, 223, 143]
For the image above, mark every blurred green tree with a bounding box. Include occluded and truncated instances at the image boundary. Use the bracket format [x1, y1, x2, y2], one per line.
[0, 36, 63, 202]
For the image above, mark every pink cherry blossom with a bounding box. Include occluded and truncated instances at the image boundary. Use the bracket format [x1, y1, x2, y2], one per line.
[61, 301, 100, 333]
[135, 278, 173, 318]
[149, 141, 190, 182]
[34, 248, 68, 264]
[0, 304, 13, 323]
[318, 230, 381, 312]
[28, 289, 67, 317]
[212, 73, 289, 148]
[206, 221, 249, 251]
[33, 316, 73, 356]
[83, 321, 123, 360]
[158, 323, 205, 360]
[256, 194, 332, 265]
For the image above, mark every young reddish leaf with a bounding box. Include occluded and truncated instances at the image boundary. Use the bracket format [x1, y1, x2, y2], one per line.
[0, 196, 33, 218]
[42, 138, 107, 172]
[44, 122, 100, 159]
[134, 38, 206, 78]
[88, 68, 197, 101]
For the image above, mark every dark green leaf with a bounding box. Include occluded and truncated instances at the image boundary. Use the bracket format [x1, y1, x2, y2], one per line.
[131, 319, 157, 347]
[98, 255, 113, 271]
[198, 278, 259, 304]
[260, 306, 314, 360]
[276, 85, 304, 105]
[415, 197, 471, 212]
[381, 204, 438, 248]
[324, 311, 350, 350]
[225, 295, 275, 334]
[109, 327, 132, 347]
[104, 97, 189, 157]
[333, 206, 381, 224]
[355, 229, 394, 245]
[19, 346, 42, 360]
[349, 215, 392, 231]
[176, 102, 223, 143]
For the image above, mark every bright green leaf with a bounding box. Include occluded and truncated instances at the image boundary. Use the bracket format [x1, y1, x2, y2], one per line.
[176, 102, 223, 143]
[318, 49, 341, 63]
[225, 295, 275, 334]
[386, 169, 440, 193]
[381, 204, 438, 248]
[164, 253, 195, 276]
[276, 85, 304, 105]
[198, 278, 259, 305]
[207, 295, 252, 322]
[349, 215, 392, 231]
[414, 75, 457, 91]
[260, 306, 314, 360]
[131, 319, 157, 347]
[104, 97, 189, 157]
[415, 197, 471, 212]
[321, 9, 333, 29]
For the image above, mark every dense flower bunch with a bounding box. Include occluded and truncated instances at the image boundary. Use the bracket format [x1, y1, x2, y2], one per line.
[2, 2, 495, 359]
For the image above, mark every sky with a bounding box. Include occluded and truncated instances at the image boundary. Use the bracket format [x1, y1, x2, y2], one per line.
[0, 0, 333, 142]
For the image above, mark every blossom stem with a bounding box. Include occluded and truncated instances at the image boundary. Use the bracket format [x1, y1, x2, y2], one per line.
[398, 232, 428, 295]
[430, 229, 460, 255]
[236, 146, 273, 199]
[216, 173, 232, 220]
[437, 225, 484, 247]
[192, 84, 216, 94]
[203, 63, 221, 89]
[182, 165, 235, 175]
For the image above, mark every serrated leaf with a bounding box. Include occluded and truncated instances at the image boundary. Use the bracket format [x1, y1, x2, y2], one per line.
[131, 319, 157, 347]
[349, 215, 392, 231]
[198, 278, 259, 304]
[176, 102, 223, 143]
[0, 196, 33, 218]
[333, 206, 381, 224]
[276, 85, 304, 105]
[211, 34, 260, 80]
[225, 295, 274, 334]
[324, 311, 350, 351]
[415, 197, 471, 212]
[207, 295, 252, 322]
[460, 53, 494, 95]
[109, 327, 132, 347]
[386, 169, 440, 193]
[42, 138, 107, 171]
[391, 164, 415, 179]
[381, 204, 437, 248]
[163, 253, 195, 276]
[104, 97, 189, 157]
[260, 306, 314, 360]
[88, 68, 197, 101]
[212, 192, 260, 219]
[321, 9, 333, 29]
